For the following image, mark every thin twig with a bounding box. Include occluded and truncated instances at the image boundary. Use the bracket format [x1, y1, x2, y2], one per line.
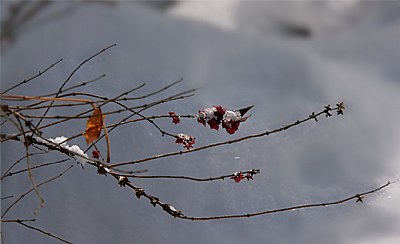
[1, 88, 194, 143]
[18, 80, 141, 111]
[18, 73, 108, 110]
[14, 91, 194, 119]
[39, 73, 108, 97]
[0, 195, 14, 200]
[17, 221, 72, 244]
[84, 90, 195, 153]
[116, 169, 260, 182]
[106, 114, 194, 127]
[109, 104, 343, 168]
[178, 181, 392, 221]
[105, 162, 390, 220]
[2, 165, 74, 218]
[2, 158, 70, 179]
[1, 59, 62, 95]
[1, 219, 35, 223]
[123, 78, 183, 100]
[34, 44, 116, 129]
[1, 152, 47, 180]
[15, 115, 45, 215]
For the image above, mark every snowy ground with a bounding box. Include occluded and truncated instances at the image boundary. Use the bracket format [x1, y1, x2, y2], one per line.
[1, 1, 400, 244]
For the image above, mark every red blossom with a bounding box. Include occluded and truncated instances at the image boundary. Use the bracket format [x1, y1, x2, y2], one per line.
[197, 115, 207, 127]
[175, 133, 196, 149]
[213, 105, 226, 118]
[222, 121, 240, 135]
[207, 118, 220, 131]
[92, 150, 100, 159]
[245, 173, 253, 181]
[196, 105, 251, 135]
[231, 172, 245, 183]
[168, 112, 180, 124]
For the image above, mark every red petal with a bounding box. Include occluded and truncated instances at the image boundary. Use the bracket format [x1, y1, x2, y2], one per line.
[92, 150, 100, 159]
[213, 105, 226, 116]
[208, 119, 220, 131]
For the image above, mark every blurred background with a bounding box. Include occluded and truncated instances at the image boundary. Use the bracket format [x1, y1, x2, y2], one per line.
[1, 1, 400, 243]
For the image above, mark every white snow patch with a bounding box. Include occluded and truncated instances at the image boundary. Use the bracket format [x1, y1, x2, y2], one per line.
[36, 136, 88, 165]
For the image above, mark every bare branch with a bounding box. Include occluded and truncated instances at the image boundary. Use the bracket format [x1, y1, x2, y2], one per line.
[109, 104, 344, 168]
[1, 59, 62, 95]
[17, 221, 72, 244]
[34, 44, 117, 129]
[1, 152, 48, 180]
[178, 181, 392, 221]
[2, 158, 70, 179]
[2, 165, 74, 218]
[0, 195, 14, 200]
[15, 114, 45, 215]
[116, 169, 260, 182]
[1, 219, 35, 223]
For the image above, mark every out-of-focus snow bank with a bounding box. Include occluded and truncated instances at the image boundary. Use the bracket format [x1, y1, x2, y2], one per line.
[2, 1, 400, 244]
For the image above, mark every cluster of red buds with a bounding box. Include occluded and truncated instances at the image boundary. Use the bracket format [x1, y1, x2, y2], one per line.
[230, 169, 260, 183]
[168, 112, 181, 124]
[196, 105, 253, 135]
[168, 105, 252, 149]
[175, 133, 196, 149]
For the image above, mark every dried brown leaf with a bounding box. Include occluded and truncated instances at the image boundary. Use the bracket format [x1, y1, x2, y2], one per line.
[85, 108, 104, 145]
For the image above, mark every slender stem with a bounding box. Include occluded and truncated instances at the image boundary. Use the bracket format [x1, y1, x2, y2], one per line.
[34, 44, 116, 129]
[2, 158, 70, 179]
[115, 169, 260, 182]
[0, 195, 14, 200]
[1, 59, 62, 95]
[1, 219, 35, 223]
[109, 105, 341, 168]
[178, 181, 392, 221]
[2, 165, 73, 218]
[17, 221, 72, 244]
[15, 115, 45, 215]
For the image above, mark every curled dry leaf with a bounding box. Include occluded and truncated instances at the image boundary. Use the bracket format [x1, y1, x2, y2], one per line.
[85, 107, 104, 144]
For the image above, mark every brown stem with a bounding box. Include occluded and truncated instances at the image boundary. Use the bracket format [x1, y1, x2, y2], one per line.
[109, 105, 342, 168]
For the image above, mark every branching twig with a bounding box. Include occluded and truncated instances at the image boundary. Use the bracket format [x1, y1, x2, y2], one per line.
[109, 104, 344, 168]
[83, 88, 195, 152]
[1, 88, 194, 144]
[15, 73, 108, 111]
[34, 44, 117, 129]
[2, 44, 389, 244]
[39, 73, 108, 98]
[1, 152, 47, 180]
[2, 158, 70, 179]
[104, 163, 390, 220]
